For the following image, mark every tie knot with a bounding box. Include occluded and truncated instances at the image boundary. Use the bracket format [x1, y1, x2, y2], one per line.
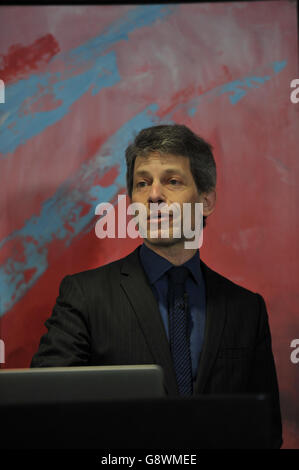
[167, 266, 189, 285]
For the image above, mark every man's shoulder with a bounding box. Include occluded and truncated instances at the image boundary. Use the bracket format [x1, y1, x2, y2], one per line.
[62, 247, 138, 286]
[61, 249, 262, 304]
[201, 260, 261, 302]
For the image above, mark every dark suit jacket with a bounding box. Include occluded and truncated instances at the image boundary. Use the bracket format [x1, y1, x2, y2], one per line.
[31, 245, 283, 448]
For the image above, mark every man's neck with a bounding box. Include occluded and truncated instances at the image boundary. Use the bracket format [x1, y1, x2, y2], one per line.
[143, 239, 198, 266]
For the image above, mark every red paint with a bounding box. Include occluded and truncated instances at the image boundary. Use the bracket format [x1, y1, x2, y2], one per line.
[157, 85, 196, 118]
[157, 81, 223, 118]
[98, 165, 119, 187]
[0, 93, 127, 242]
[135, 64, 151, 74]
[25, 94, 63, 114]
[221, 64, 233, 81]
[23, 267, 37, 284]
[0, 237, 27, 265]
[86, 135, 108, 160]
[0, 1, 298, 448]
[0, 188, 135, 370]
[79, 202, 92, 218]
[0, 34, 60, 85]
[91, 164, 119, 189]
[63, 221, 75, 234]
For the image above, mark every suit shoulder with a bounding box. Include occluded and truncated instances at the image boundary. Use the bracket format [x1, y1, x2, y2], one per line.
[63, 252, 128, 286]
[201, 261, 261, 301]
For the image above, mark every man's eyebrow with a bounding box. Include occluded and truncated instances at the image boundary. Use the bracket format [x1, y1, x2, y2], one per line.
[163, 168, 185, 176]
[134, 170, 151, 177]
[134, 168, 185, 177]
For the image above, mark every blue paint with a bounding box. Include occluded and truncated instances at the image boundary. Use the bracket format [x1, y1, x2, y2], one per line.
[0, 52, 288, 315]
[244, 76, 271, 88]
[0, 52, 120, 154]
[217, 61, 286, 105]
[0, 52, 120, 155]
[0, 103, 170, 316]
[272, 60, 287, 74]
[188, 107, 197, 117]
[182, 60, 287, 113]
[67, 5, 177, 64]
[218, 75, 272, 105]
[0, 5, 176, 156]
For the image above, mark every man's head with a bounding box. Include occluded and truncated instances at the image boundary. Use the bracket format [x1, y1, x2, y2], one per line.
[125, 124, 216, 248]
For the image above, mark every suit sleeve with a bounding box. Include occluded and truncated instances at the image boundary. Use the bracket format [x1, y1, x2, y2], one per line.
[30, 275, 91, 367]
[248, 293, 283, 449]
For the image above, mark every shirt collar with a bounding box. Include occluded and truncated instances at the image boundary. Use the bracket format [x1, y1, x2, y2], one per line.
[138, 242, 202, 286]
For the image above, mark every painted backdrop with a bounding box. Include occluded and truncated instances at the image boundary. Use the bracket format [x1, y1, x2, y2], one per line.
[0, 2, 298, 448]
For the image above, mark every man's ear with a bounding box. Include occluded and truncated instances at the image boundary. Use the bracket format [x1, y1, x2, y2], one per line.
[201, 190, 216, 217]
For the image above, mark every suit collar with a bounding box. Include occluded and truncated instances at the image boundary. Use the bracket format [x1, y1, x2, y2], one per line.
[120, 246, 179, 395]
[120, 247, 227, 396]
[193, 260, 227, 393]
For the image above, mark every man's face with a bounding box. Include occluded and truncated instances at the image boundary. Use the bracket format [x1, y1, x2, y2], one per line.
[131, 152, 202, 248]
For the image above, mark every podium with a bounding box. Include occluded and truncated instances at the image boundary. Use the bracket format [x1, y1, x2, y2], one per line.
[0, 394, 272, 449]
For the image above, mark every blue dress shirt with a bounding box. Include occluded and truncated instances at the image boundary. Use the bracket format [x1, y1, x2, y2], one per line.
[138, 243, 206, 383]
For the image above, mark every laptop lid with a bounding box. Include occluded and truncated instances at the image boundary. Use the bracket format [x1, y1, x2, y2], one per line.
[0, 364, 165, 405]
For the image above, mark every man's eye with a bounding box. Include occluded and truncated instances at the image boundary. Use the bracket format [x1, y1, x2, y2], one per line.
[137, 181, 147, 188]
[169, 179, 180, 185]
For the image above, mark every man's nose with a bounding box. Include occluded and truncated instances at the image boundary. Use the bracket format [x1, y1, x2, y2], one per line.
[148, 181, 165, 204]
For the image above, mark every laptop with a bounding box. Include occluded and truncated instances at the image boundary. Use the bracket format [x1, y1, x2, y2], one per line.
[0, 366, 273, 449]
[0, 364, 165, 405]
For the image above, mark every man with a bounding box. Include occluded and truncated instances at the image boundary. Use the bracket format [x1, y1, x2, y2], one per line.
[31, 124, 282, 448]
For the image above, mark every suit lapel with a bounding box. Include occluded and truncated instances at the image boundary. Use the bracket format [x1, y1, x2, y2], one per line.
[119, 247, 227, 396]
[120, 246, 179, 396]
[194, 261, 227, 393]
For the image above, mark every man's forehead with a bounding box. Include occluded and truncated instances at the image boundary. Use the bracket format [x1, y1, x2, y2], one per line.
[134, 152, 189, 170]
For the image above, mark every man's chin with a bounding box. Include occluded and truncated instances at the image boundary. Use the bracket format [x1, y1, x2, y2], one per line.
[144, 235, 182, 247]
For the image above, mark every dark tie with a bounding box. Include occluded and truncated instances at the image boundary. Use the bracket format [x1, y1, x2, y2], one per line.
[167, 266, 193, 397]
